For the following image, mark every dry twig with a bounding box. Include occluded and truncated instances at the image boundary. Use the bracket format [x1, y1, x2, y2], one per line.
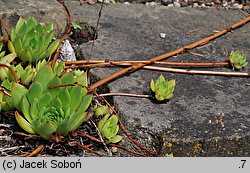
[89, 15, 250, 90]
[28, 144, 45, 157]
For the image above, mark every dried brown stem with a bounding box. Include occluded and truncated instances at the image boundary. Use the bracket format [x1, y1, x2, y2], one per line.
[0, 63, 19, 83]
[89, 15, 250, 90]
[0, 37, 9, 43]
[75, 143, 103, 157]
[76, 130, 148, 157]
[0, 16, 10, 38]
[142, 66, 250, 77]
[87, 0, 104, 60]
[0, 87, 11, 97]
[65, 60, 230, 67]
[98, 92, 152, 98]
[52, 0, 72, 69]
[28, 144, 44, 157]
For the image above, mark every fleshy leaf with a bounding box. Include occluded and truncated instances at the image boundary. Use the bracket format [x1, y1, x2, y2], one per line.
[11, 83, 28, 111]
[15, 111, 35, 134]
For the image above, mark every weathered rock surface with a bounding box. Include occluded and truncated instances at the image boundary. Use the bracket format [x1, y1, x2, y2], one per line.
[0, 0, 67, 37]
[67, 2, 250, 156]
[1, 0, 249, 156]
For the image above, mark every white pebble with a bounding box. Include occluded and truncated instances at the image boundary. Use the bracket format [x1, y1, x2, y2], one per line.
[159, 33, 166, 39]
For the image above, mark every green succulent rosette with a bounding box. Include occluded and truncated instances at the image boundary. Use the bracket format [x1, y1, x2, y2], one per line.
[11, 63, 92, 140]
[229, 51, 248, 70]
[97, 114, 123, 144]
[8, 17, 59, 63]
[150, 75, 176, 101]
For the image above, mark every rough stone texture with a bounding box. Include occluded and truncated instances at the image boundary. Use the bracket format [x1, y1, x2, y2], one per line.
[0, 0, 67, 37]
[67, 2, 250, 156]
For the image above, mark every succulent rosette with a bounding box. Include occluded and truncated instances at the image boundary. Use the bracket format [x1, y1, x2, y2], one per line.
[11, 63, 92, 140]
[8, 17, 59, 63]
[150, 75, 176, 101]
[229, 51, 248, 70]
[97, 114, 123, 144]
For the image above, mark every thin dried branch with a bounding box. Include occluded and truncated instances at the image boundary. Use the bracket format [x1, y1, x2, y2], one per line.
[89, 119, 112, 156]
[0, 15, 10, 38]
[76, 130, 148, 157]
[65, 60, 230, 67]
[75, 143, 103, 156]
[87, 0, 105, 60]
[52, 0, 72, 68]
[98, 92, 152, 98]
[142, 66, 250, 77]
[28, 144, 45, 157]
[0, 63, 19, 83]
[0, 86, 11, 97]
[0, 37, 9, 43]
[89, 15, 250, 90]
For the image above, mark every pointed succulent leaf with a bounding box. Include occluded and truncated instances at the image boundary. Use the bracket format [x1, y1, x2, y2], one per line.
[11, 83, 28, 111]
[69, 87, 83, 113]
[150, 79, 155, 92]
[0, 53, 16, 64]
[1, 79, 11, 91]
[165, 93, 174, 100]
[50, 97, 62, 109]
[47, 76, 61, 96]
[94, 105, 111, 118]
[21, 71, 35, 85]
[36, 121, 57, 140]
[15, 111, 35, 134]
[97, 114, 110, 130]
[20, 95, 32, 122]
[101, 122, 117, 138]
[106, 135, 123, 144]
[37, 93, 52, 110]
[54, 61, 65, 76]
[30, 98, 39, 119]
[0, 51, 5, 58]
[13, 37, 23, 58]
[56, 117, 71, 136]
[58, 88, 71, 108]
[107, 114, 118, 126]
[15, 17, 25, 33]
[46, 39, 60, 56]
[7, 41, 16, 53]
[74, 71, 88, 86]
[155, 95, 165, 101]
[70, 94, 92, 122]
[60, 72, 74, 84]
[27, 81, 44, 104]
[35, 64, 55, 89]
[69, 112, 88, 132]
[44, 30, 54, 48]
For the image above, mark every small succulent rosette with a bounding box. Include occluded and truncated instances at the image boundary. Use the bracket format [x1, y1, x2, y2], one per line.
[150, 75, 176, 101]
[229, 51, 248, 70]
[97, 113, 123, 144]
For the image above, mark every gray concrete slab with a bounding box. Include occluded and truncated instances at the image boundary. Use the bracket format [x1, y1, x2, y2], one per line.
[0, 0, 66, 37]
[67, 3, 250, 156]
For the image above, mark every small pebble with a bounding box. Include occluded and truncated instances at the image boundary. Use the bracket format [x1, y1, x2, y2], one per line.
[124, 2, 130, 5]
[193, 2, 199, 8]
[173, 1, 181, 8]
[159, 33, 166, 38]
[201, 3, 206, 8]
[167, 4, 174, 7]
